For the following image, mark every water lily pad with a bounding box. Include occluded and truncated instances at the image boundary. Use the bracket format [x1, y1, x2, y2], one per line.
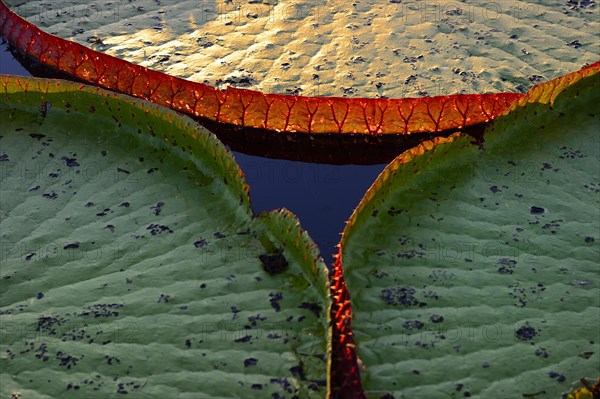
[339, 60, 599, 398]
[0, 75, 330, 398]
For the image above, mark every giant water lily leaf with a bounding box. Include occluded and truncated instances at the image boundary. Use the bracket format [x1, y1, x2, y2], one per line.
[336, 57, 600, 397]
[3, 0, 598, 98]
[0, 0, 522, 135]
[0, 0, 536, 164]
[0, 75, 331, 398]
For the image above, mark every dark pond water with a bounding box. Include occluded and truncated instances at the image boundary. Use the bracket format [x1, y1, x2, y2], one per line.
[0, 42, 386, 265]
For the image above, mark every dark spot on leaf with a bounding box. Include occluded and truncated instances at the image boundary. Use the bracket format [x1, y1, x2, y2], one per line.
[42, 192, 58, 200]
[497, 257, 517, 274]
[244, 358, 258, 367]
[147, 224, 173, 235]
[430, 314, 444, 323]
[37, 292, 44, 300]
[403, 320, 424, 330]
[529, 206, 546, 215]
[157, 294, 171, 303]
[105, 355, 120, 365]
[199, 283, 206, 289]
[96, 209, 111, 217]
[29, 133, 46, 140]
[214, 232, 226, 239]
[548, 371, 562, 379]
[247, 314, 266, 327]
[63, 242, 80, 250]
[150, 201, 164, 216]
[79, 303, 123, 318]
[61, 156, 79, 167]
[584, 236, 595, 243]
[372, 269, 388, 278]
[120, 202, 130, 208]
[515, 324, 538, 341]
[395, 250, 424, 259]
[185, 339, 191, 348]
[116, 167, 130, 175]
[194, 239, 207, 248]
[235, 335, 251, 343]
[535, 347, 549, 358]
[490, 186, 501, 193]
[269, 292, 283, 312]
[381, 286, 425, 307]
[56, 351, 81, 368]
[260, 248, 288, 275]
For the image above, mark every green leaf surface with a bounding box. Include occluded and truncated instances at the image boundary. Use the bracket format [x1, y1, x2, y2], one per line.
[340, 68, 600, 397]
[0, 75, 330, 398]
